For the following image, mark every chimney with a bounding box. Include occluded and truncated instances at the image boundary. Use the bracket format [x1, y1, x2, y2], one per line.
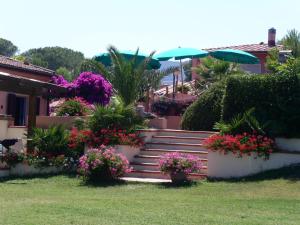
[268, 27, 276, 47]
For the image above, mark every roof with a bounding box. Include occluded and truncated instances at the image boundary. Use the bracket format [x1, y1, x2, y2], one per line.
[205, 43, 285, 53]
[0, 71, 66, 96]
[0, 55, 55, 76]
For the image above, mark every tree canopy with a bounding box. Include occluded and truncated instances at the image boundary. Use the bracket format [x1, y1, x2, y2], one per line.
[0, 38, 18, 57]
[22, 46, 85, 72]
[280, 29, 300, 58]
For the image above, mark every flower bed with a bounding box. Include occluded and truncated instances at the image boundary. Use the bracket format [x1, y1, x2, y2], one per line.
[204, 133, 275, 160]
[69, 128, 143, 149]
[78, 146, 131, 181]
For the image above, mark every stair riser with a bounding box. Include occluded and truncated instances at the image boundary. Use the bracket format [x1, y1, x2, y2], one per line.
[140, 150, 208, 157]
[151, 137, 205, 144]
[134, 156, 208, 164]
[140, 131, 215, 138]
[125, 171, 169, 179]
[131, 164, 160, 171]
[134, 157, 159, 163]
[145, 143, 208, 151]
[132, 164, 208, 174]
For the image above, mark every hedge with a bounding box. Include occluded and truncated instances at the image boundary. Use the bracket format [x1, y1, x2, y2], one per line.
[181, 81, 225, 131]
[222, 73, 300, 137]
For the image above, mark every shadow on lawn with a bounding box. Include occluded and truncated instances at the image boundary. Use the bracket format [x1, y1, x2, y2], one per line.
[156, 180, 199, 189]
[208, 164, 300, 183]
[79, 178, 128, 188]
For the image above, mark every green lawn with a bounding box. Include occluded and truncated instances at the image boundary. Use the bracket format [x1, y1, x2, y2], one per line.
[0, 167, 300, 225]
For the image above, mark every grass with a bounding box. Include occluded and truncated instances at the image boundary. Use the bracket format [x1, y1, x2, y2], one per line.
[0, 166, 300, 225]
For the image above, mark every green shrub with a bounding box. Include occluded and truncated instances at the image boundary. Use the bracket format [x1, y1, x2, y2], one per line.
[214, 108, 267, 135]
[152, 99, 189, 116]
[30, 125, 69, 156]
[56, 97, 91, 116]
[222, 73, 300, 137]
[177, 84, 191, 94]
[181, 81, 225, 131]
[88, 100, 145, 132]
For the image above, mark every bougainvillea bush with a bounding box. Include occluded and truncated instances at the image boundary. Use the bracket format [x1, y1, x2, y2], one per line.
[51, 72, 113, 105]
[78, 146, 131, 181]
[204, 133, 275, 159]
[159, 153, 202, 175]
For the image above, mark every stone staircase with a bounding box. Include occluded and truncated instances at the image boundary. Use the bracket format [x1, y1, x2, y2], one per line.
[124, 129, 215, 180]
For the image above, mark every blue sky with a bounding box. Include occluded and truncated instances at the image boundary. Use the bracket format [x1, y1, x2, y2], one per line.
[1, 0, 299, 57]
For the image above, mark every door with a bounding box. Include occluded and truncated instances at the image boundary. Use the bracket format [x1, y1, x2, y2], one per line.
[15, 96, 27, 126]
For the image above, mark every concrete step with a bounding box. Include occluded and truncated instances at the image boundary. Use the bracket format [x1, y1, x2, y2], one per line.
[139, 129, 216, 138]
[145, 142, 207, 151]
[125, 169, 207, 180]
[151, 135, 206, 144]
[130, 162, 208, 173]
[140, 149, 208, 157]
[134, 155, 160, 163]
[133, 154, 208, 165]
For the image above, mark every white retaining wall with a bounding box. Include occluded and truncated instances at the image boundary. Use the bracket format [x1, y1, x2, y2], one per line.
[208, 151, 300, 178]
[0, 163, 63, 178]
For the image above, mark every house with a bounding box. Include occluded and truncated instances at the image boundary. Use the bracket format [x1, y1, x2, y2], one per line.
[192, 28, 287, 79]
[0, 56, 55, 126]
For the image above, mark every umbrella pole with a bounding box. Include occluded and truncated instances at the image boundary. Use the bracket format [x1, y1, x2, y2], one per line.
[172, 72, 175, 100]
[180, 59, 184, 88]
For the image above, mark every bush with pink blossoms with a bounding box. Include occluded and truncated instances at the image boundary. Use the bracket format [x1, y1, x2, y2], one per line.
[78, 145, 131, 181]
[51, 72, 113, 105]
[159, 153, 202, 175]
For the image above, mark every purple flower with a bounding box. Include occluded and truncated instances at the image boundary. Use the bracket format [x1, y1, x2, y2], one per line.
[51, 72, 113, 105]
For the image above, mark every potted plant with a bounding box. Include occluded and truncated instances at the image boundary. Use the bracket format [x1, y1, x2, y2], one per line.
[78, 146, 131, 181]
[159, 153, 202, 184]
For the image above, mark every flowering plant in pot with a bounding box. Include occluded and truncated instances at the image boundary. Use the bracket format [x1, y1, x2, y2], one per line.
[159, 153, 202, 183]
[78, 145, 131, 181]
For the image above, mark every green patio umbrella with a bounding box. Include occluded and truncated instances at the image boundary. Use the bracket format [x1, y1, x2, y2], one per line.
[155, 47, 208, 94]
[209, 49, 259, 64]
[94, 50, 161, 70]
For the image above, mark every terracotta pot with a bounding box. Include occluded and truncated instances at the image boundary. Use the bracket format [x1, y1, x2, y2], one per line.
[170, 171, 188, 184]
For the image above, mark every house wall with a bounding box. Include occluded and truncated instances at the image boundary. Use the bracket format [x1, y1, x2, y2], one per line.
[0, 91, 48, 124]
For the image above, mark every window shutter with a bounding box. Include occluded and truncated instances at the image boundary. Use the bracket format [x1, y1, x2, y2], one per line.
[6, 93, 16, 117]
[36, 97, 40, 116]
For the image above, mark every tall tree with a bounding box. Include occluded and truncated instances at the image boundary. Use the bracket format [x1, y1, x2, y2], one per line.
[22, 46, 85, 71]
[79, 58, 105, 75]
[280, 29, 300, 58]
[98, 46, 155, 106]
[0, 38, 18, 57]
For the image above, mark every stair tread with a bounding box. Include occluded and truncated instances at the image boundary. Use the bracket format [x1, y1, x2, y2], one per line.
[152, 136, 206, 140]
[142, 149, 208, 154]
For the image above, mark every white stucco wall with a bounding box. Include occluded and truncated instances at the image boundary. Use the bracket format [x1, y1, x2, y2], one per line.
[208, 151, 300, 178]
[275, 138, 300, 152]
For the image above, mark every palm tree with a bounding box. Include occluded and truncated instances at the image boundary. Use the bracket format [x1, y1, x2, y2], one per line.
[97, 46, 155, 106]
[192, 57, 240, 81]
[280, 29, 300, 58]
